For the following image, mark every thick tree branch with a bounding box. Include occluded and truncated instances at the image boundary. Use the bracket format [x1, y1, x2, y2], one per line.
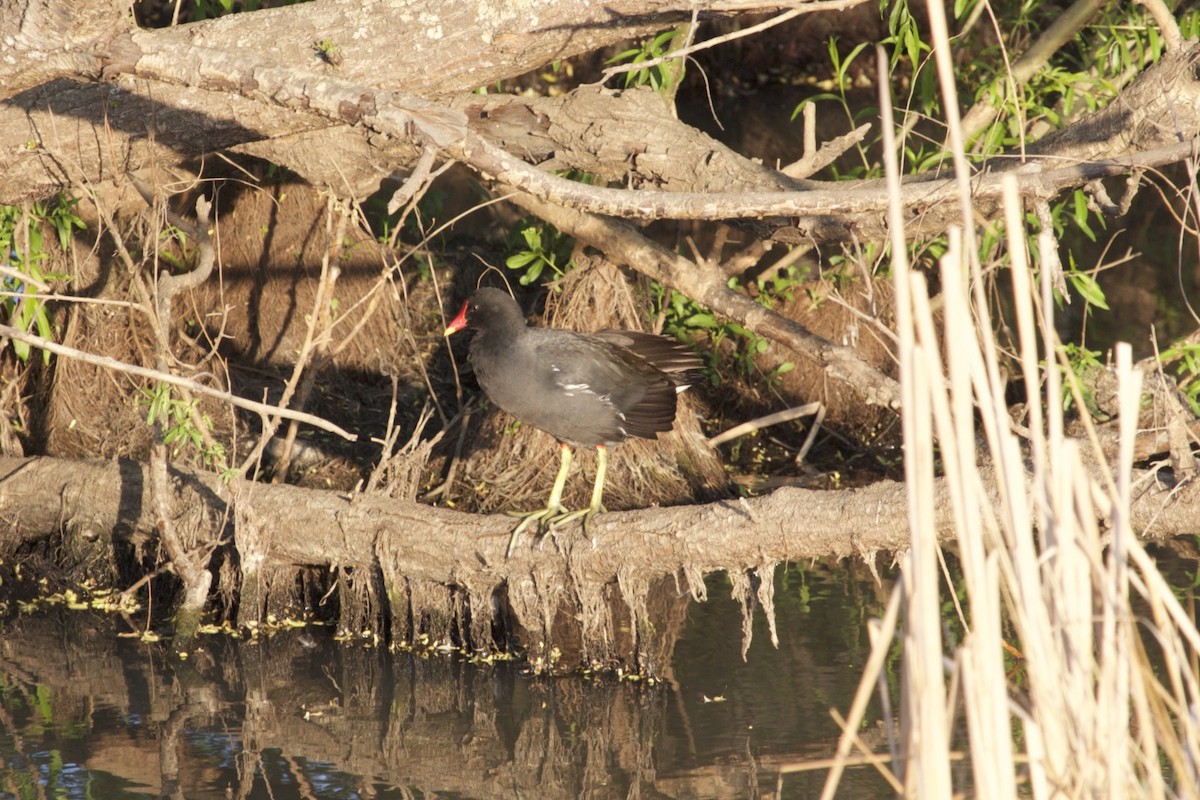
[6, 0, 1200, 248]
[109, 29, 1200, 233]
[0, 0, 705, 203]
[0, 323, 357, 440]
[0, 454, 1194, 581]
[508, 191, 902, 408]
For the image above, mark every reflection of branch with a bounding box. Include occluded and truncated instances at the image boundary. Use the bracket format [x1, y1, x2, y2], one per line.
[0, 323, 357, 440]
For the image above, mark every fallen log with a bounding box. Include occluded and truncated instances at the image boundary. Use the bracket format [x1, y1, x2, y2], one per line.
[1, 451, 1196, 673]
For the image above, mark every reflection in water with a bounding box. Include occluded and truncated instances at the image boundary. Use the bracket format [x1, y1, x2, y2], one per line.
[0, 567, 894, 799]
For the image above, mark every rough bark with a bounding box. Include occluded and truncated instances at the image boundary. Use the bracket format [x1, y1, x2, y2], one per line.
[5, 0, 1200, 245]
[0, 0, 699, 202]
[2, 451, 1196, 669]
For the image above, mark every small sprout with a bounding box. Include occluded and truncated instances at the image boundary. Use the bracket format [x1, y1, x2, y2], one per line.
[314, 38, 343, 68]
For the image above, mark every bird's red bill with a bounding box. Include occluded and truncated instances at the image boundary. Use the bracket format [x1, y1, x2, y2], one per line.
[444, 300, 470, 336]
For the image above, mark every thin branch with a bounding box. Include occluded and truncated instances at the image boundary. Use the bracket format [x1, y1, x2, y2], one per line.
[707, 403, 822, 447]
[1136, 0, 1184, 50]
[0, 323, 357, 441]
[457, 129, 1200, 221]
[597, 0, 868, 85]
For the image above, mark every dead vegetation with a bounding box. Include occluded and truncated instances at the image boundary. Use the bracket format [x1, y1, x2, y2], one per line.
[1, 14, 1200, 799]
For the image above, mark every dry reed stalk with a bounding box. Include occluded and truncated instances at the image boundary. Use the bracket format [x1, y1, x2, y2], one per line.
[829, 172, 1195, 800]
[816, 7, 1200, 797]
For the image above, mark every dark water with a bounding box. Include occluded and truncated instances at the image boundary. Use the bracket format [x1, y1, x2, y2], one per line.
[0, 566, 894, 799]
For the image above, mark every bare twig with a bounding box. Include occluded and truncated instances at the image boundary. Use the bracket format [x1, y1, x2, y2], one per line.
[781, 120, 871, 179]
[269, 197, 349, 481]
[386, 143, 439, 216]
[0, 323, 357, 440]
[1136, 0, 1184, 51]
[597, 0, 870, 85]
[707, 403, 822, 448]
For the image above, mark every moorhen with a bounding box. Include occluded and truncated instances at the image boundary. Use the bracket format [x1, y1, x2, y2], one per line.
[444, 287, 702, 556]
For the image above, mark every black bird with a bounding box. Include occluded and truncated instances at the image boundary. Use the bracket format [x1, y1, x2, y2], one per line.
[444, 287, 702, 556]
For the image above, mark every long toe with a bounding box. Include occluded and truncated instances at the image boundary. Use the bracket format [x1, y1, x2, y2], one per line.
[580, 503, 605, 548]
[507, 503, 570, 557]
[543, 501, 605, 548]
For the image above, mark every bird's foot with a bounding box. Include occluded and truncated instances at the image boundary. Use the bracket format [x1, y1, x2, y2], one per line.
[504, 502, 606, 556]
[544, 502, 606, 548]
[505, 504, 567, 558]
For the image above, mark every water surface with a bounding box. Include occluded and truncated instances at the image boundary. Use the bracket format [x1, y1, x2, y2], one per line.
[0, 566, 894, 799]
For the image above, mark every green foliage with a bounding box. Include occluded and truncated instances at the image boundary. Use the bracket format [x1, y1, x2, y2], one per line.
[504, 218, 575, 286]
[800, 1, 1144, 328]
[1067, 188, 1101, 243]
[192, 0, 257, 18]
[1181, 11, 1200, 41]
[190, 0, 309, 20]
[606, 29, 687, 93]
[1159, 341, 1200, 417]
[651, 268, 800, 387]
[1063, 263, 1109, 311]
[140, 384, 227, 467]
[1056, 343, 1105, 415]
[792, 39, 879, 179]
[883, 0, 931, 73]
[960, 2, 1183, 158]
[0, 196, 83, 364]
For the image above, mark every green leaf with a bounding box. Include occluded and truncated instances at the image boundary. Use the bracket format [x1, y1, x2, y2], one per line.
[506, 251, 536, 269]
[1067, 271, 1109, 310]
[519, 261, 543, 285]
[682, 313, 717, 329]
[32, 304, 53, 364]
[1072, 190, 1096, 242]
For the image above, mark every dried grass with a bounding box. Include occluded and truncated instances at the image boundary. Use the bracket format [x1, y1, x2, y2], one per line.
[817, 31, 1200, 800]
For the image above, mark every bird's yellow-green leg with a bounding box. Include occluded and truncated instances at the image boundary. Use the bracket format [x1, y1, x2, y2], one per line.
[551, 444, 609, 545]
[507, 443, 573, 557]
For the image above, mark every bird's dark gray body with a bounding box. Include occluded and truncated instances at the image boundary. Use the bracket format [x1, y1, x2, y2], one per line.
[456, 288, 701, 447]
